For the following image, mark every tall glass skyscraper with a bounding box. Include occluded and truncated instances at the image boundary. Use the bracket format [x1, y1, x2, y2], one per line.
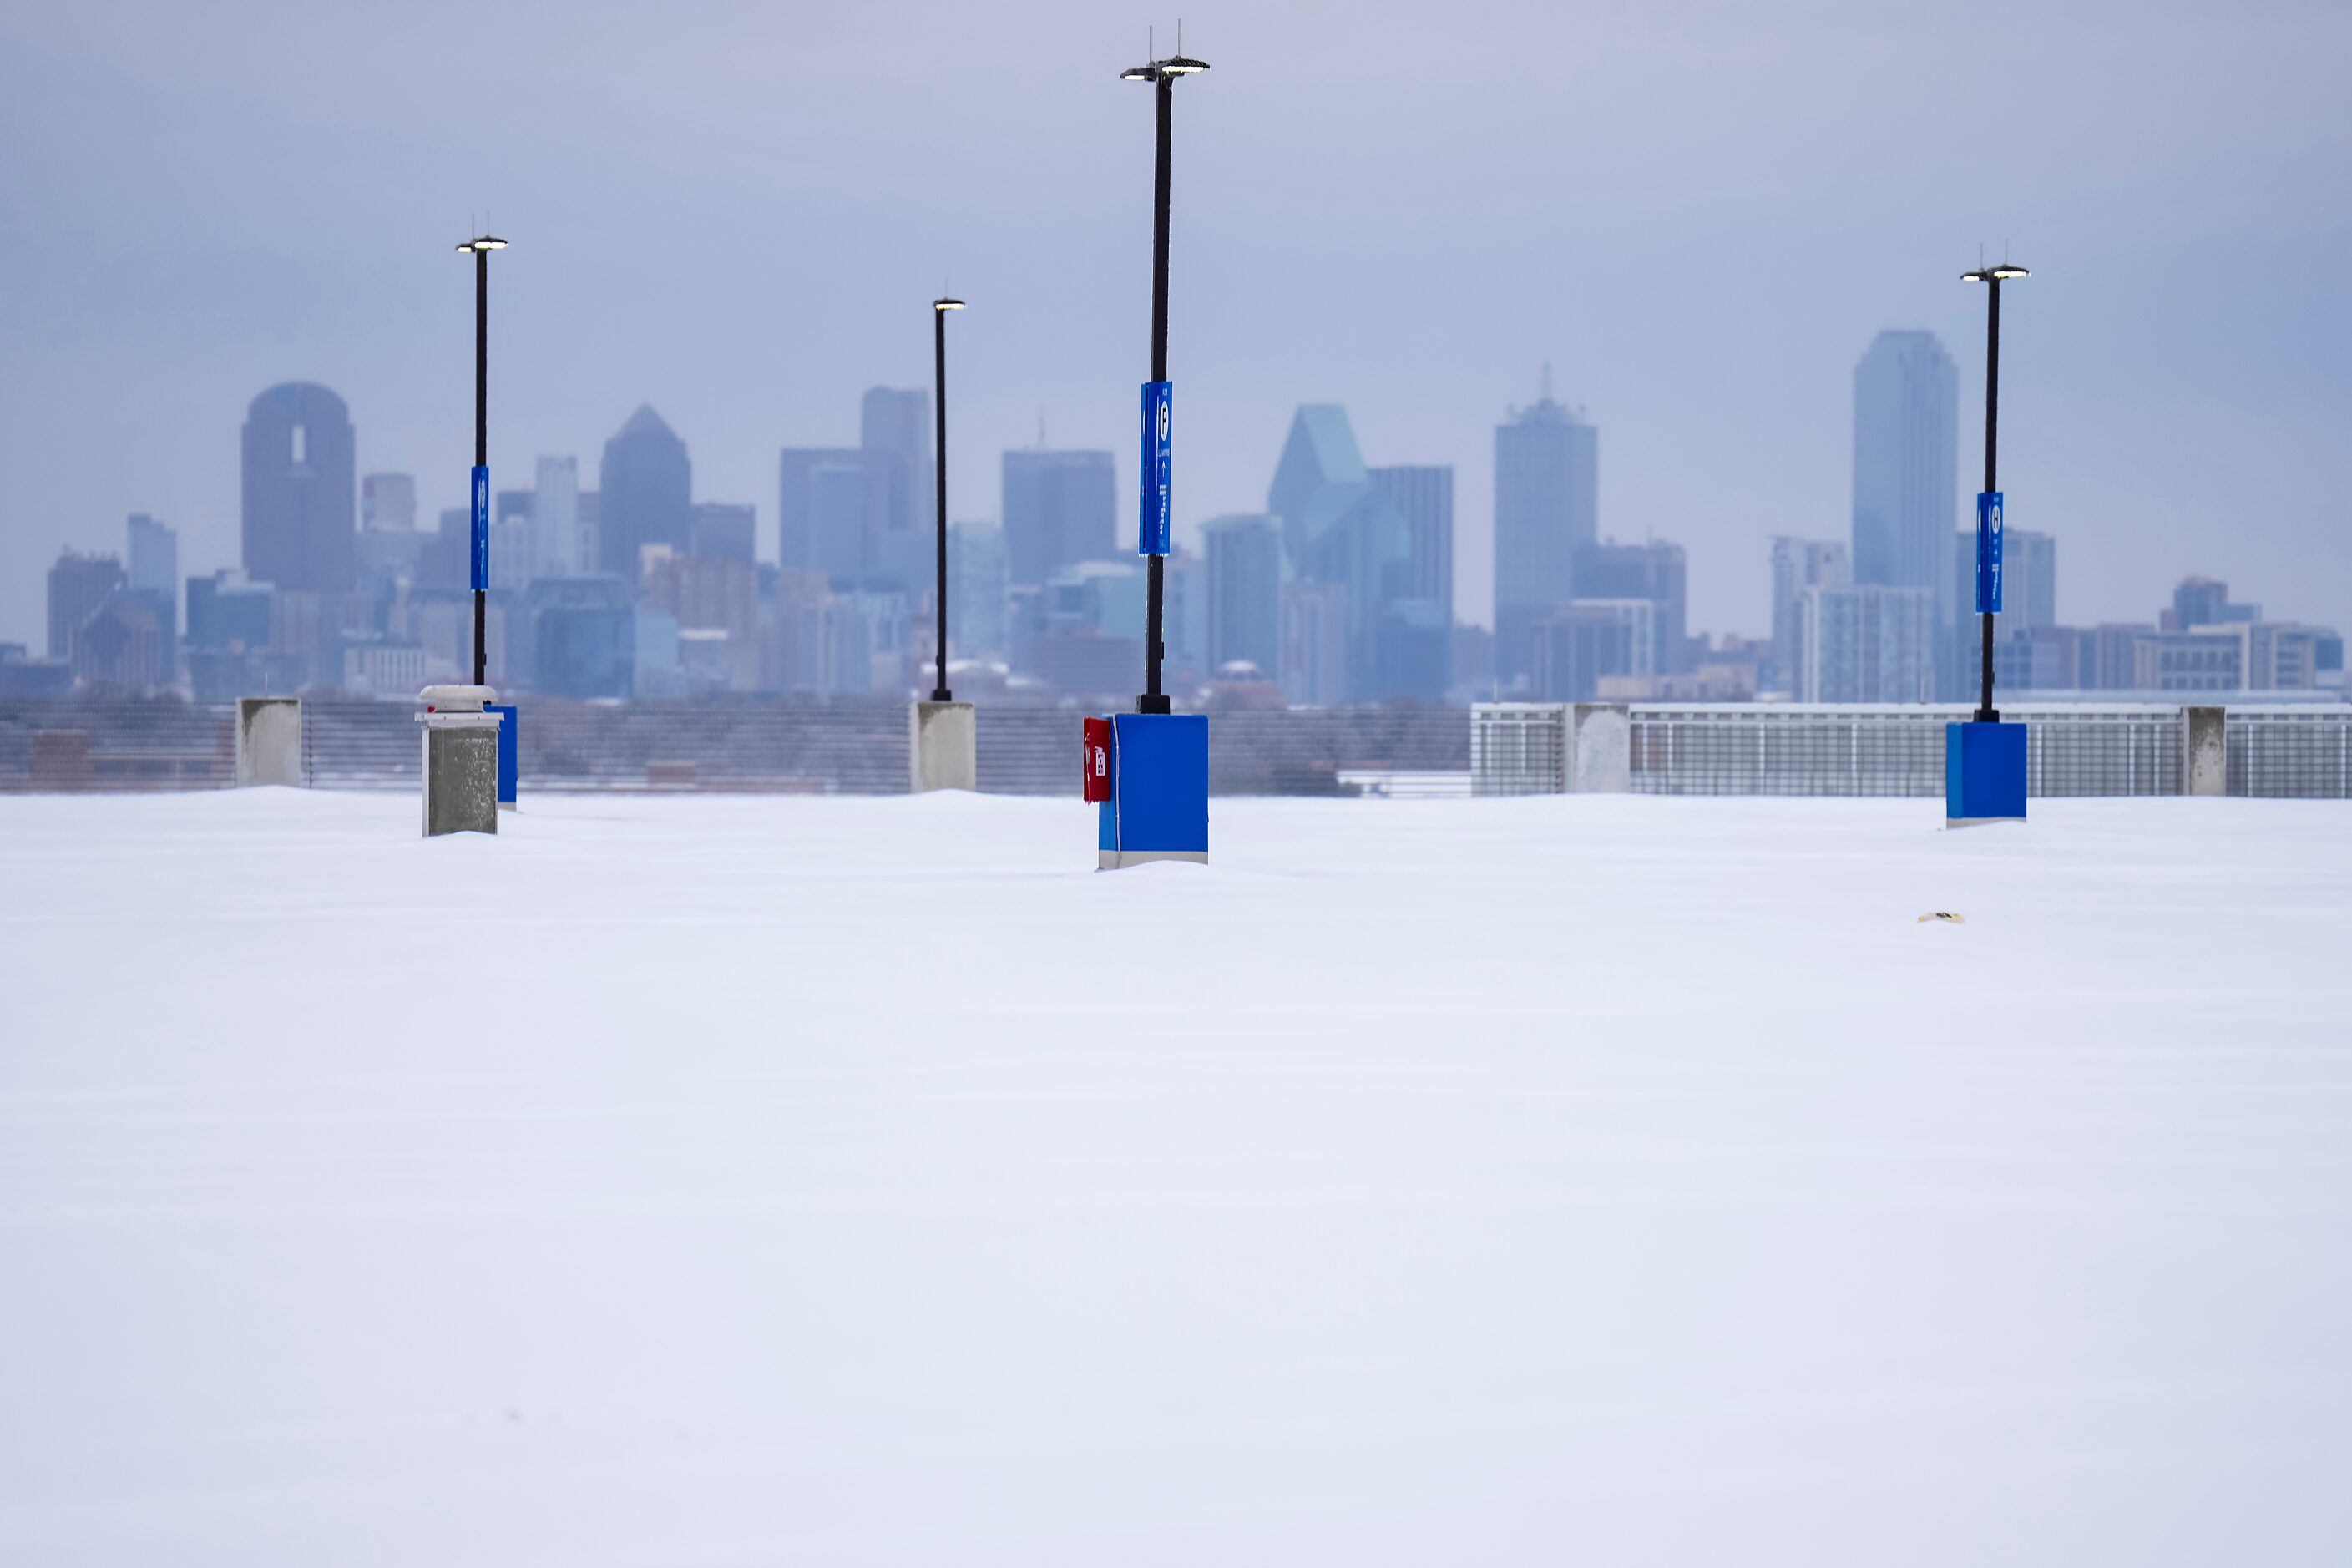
[1267, 406, 1410, 700]
[1492, 377, 1596, 686]
[241, 382, 356, 594]
[1002, 449, 1116, 589]
[599, 407, 693, 578]
[1851, 331, 1956, 695]
[1201, 513, 1282, 678]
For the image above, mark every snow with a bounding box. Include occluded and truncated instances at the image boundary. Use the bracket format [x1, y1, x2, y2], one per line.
[3, 789, 2350, 1565]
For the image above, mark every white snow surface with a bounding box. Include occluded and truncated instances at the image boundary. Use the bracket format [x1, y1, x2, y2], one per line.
[3, 790, 2350, 1565]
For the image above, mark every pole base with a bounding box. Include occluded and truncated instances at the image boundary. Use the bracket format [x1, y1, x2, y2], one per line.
[1135, 693, 1171, 716]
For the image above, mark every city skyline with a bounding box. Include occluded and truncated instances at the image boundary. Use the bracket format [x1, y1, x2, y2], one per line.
[5, 3, 2346, 652]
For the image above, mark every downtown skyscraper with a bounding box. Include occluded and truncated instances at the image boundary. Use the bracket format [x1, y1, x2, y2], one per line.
[1492, 376, 1596, 686]
[1850, 331, 1956, 696]
[241, 382, 355, 594]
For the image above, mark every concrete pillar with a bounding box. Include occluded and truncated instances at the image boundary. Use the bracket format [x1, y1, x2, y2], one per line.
[2183, 705, 2227, 797]
[417, 685, 500, 837]
[908, 700, 977, 793]
[235, 697, 302, 787]
[1567, 703, 1631, 793]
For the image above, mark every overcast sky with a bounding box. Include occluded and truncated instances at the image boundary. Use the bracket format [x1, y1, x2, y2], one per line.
[3, 0, 2345, 647]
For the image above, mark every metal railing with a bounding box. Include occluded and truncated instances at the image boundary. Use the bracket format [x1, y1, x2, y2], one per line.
[7, 697, 2347, 799]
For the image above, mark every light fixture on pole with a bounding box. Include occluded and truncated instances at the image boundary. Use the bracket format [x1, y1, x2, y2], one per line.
[1960, 256, 2027, 725]
[455, 228, 508, 689]
[931, 293, 965, 703]
[1122, 30, 1208, 716]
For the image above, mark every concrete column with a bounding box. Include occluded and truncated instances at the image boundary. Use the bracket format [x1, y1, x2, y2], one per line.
[417, 685, 500, 837]
[235, 697, 302, 787]
[2183, 706, 2227, 797]
[908, 700, 977, 793]
[1568, 703, 1631, 793]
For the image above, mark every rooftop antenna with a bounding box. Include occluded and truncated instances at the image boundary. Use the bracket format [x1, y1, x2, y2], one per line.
[1540, 362, 1554, 402]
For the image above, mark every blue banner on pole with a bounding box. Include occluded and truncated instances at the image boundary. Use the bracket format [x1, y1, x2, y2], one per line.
[1975, 491, 2004, 615]
[1137, 381, 1172, 556]
[470, 465, 491, 591]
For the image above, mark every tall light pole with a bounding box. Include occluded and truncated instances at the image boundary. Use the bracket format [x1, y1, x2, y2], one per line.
[1121, 35, 1207, 716]
[456, 230, 508, 689]
[1961, 258, 2026, 724]
[931, 294, 965, 702]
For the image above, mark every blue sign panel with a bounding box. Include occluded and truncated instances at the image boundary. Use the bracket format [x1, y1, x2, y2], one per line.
[1975, 491, 2004, 615]
[1137, 380, 1172, 556]
[470, 464, 491, 591]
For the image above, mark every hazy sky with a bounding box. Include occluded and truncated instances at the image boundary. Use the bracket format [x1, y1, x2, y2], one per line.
[3, 0, 2346, 648]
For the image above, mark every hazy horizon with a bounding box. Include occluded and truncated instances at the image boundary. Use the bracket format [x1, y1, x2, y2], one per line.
[3, 0, 2346, 650]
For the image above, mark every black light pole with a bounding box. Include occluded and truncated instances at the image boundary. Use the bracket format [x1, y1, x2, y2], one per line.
[456, 230, 508, 688]
[1962, 258, 2026, 724]
[1122, 37, 1207, 716]
[931, 294, 965, 702]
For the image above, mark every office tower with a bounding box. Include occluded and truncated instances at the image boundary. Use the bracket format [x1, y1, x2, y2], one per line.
[1493, 373, 1597, 685]
[242, 382, 357, 594]
[48, 551, 124, 658]
[1279, 579, 1350, 706]
[1800, 584, 1936, 702]
[576, 493, 601, 580]
[1949, 526, 2055, 634]
[1002, 448, 1117, 587]
[690, 503, 756, 564]
[2168, 575, 2254, 630]
[1529, 600, 1651, 703]
[1203, 513, 1282, 678]
[362, 473, 417, 533]
[1574, 540, 1687, 674]
[124, 514, 179, 670]
[1268, 406, 1411, 697]
[71, 594, 169, 689]
[1850, 331, 1956, 692]
[1369, 464, 1454, 617]
[861, 387, 932, 534]
[1166, 546, 1208, 680]
[185, 571, 274, 652]
[1768, 537, 1849, 694]
[948, 522, 1009, 659]
[533, 456, 580, 578]
[780, 448, 895, 583]
[598, 406, 692, 576]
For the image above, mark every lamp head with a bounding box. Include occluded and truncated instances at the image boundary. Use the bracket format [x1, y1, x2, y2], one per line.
[1121, 54, 1209, 82]
[457, 235, 508, 254]
[1961, 263, 2028, 283]
[933, 296, 966, 311]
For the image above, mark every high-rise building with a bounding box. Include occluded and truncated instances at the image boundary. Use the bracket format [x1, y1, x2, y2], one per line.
[242, 382, 356, 594]
[1493, 374, 1597, 686]
[598, 406, 692, 576]
[780, 448, 896, 584]
[1373, 600, 1452, 703]
[1530, 600, 1650, 703]
[1851, 331, 1957, 692]
[1203, 513, 1282, 680]
[1800, 584, 1935, 703]
[1268, 406, 1411, 698]
[948, 522, 1009, 659]
[2167, 575, 2255, 631]
[1768, 537, 1849, 695]
[125, 514, 175, 598]
[690, 503, 756, 564]
[1279, 579, 1350, 707]
[1950, 527, 2056, 634]
[47, 552, 124, 660]
[1574, 540, 1686, 674]
[533, 457, 580, 578]
[862, 387, 932, 534]
[1003, 449, 1117, 589]
[362, 473, 416, 533]
[529, 577, 635, 698]
[71, 594, 169, 690]
[1369, 464, 1454, 620]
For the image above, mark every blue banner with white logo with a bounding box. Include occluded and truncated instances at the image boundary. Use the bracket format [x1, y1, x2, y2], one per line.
[1137, 381, 1172, 556]
[470, 465, 490, 591]
[1975, 492, 2003, 615]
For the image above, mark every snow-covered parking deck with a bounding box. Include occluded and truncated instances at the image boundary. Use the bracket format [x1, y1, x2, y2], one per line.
[4, 791, 2350, 1565]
